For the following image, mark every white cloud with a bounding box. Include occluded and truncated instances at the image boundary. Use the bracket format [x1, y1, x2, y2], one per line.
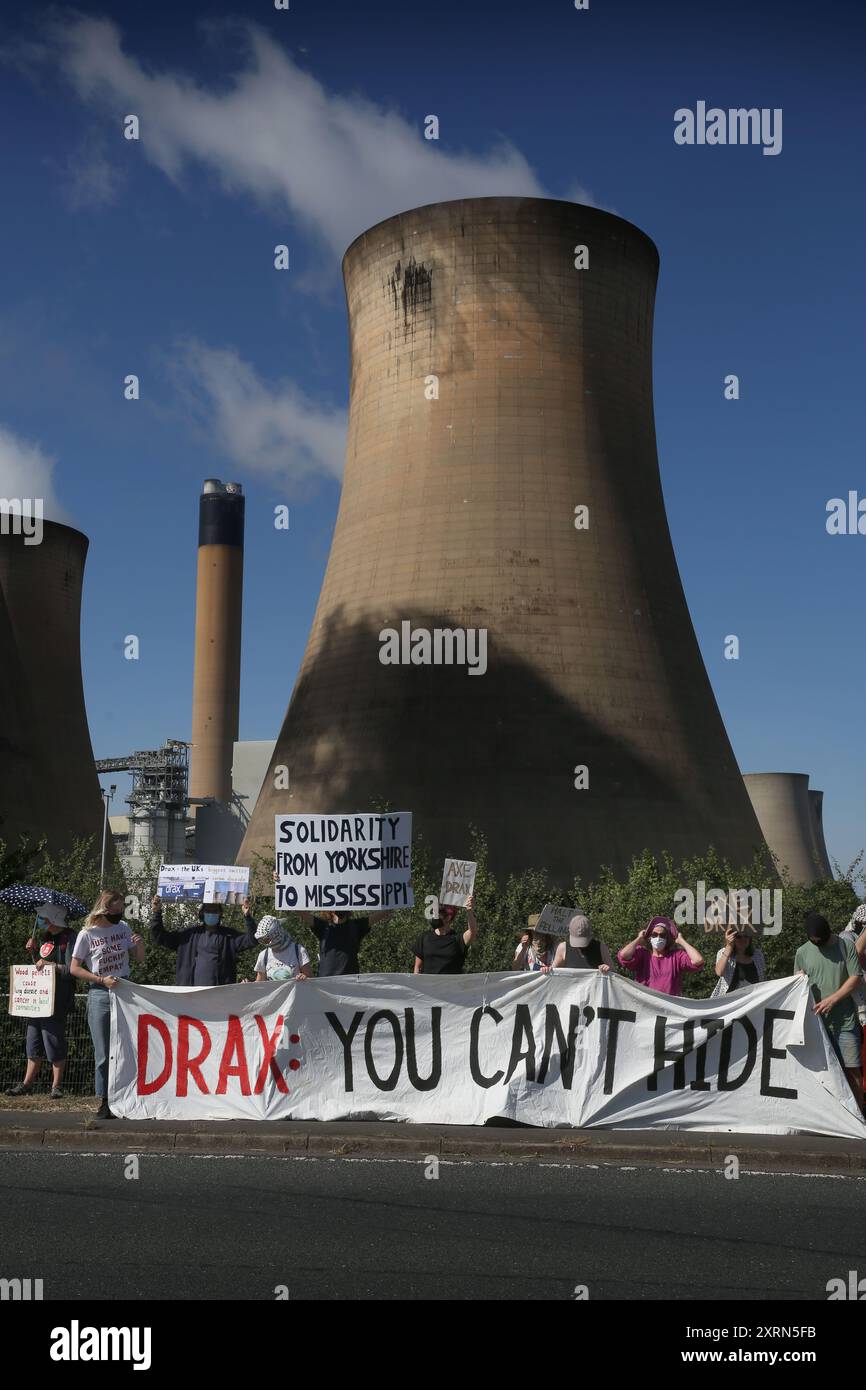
[34, 15, 574, 256]
[171, 341, 346, 490]
[0, 424, 68, 523]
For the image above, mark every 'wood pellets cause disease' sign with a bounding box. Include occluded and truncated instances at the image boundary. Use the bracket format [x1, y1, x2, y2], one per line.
[9, 964, 56, 1018]
[274, 813, 413, 912]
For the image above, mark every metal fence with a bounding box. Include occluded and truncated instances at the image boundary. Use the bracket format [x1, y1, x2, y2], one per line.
[1, 994, 95, 1095]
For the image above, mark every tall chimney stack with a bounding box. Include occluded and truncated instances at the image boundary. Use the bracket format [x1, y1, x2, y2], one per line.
[190, 479, 245, 807]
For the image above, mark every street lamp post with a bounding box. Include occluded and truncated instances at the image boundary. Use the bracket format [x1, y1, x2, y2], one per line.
[100, 784, 116, 889]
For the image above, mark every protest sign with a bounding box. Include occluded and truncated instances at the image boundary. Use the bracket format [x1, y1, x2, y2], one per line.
[9, 963, 56, 1018]
[157, 864, 249, 904]
[535, 904, 576, 936]
[109, 972, 866, 1140]
[439, 859, 476, 907]
[273, 813, 413, 911]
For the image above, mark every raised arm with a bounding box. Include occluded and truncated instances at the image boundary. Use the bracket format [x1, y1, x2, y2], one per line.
[462, 894, 478, 947]
[149, 896, 181, 951]
[677, 931, 704, 969]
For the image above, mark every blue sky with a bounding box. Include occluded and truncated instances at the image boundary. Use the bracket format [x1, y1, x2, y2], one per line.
[1, 0, 863, 868]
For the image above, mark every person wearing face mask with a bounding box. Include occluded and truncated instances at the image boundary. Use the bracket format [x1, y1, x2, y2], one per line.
[5, 903, 77, 1100]
[148, 893, 260, 988]
[795, 912, 864, 1111]
[513, 915, 560, 972]
[71, 891, 145, 1118]
[552, 913, 615, 973]
[253, 917, 313, 981]
[617, 915, 704, 996]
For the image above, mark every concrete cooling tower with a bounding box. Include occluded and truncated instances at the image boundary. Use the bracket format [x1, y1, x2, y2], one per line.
[808, 789, 834, 879]
[743, 773, 827, 882]
[240, 197, 769, 885]
[0, 521, 105, 853]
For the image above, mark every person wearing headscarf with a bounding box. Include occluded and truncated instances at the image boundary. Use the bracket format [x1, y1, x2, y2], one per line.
[617, 916, 704, 996]
[513, 914, 560, 972]
[148, 893, 260, 986]
[413, 896, 477, 974]
[253, 916, 312, 981]
[795, 911, 864, 1111]
[551, 913, 614, 973]
[5, 902, 77, 1100]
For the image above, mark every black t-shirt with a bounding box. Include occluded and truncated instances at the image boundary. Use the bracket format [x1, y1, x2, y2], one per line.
[414, 928, 467, 975]
[311, 917, 370, 977]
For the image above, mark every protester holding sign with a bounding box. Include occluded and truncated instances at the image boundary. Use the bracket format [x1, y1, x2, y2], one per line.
[413, 896, 476, 974]
[148, 895, 260, 987]
[71, 892, 144, 1118]
[552, 913, 615, 973]
[304, 910, 392, 977]
[514, 914, 562, 972]
[617, 915, 703, 996]
[253, 917, 312, 981]
[5, 904, 77, 1100]
[795, 912, 864, 1110]
[711, 924, 766, 997]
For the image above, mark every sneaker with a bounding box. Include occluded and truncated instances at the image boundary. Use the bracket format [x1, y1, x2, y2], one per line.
[50, 1087, 64, 1100]
[96, 1099, 114, 1119]
[4, 1083, 33, 1096]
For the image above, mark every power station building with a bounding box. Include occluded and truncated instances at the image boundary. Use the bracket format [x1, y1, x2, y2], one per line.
[744, 773, 833, 883]
[239, 196, 769, 884]
[0, 521, 105, 854]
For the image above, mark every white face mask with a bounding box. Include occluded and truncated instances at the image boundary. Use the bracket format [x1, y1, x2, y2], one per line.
[650, 935, 667, 950]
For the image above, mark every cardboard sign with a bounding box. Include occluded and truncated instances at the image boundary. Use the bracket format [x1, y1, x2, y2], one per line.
[534, 904, 577, 936]
[157, 864, 249, 904]
[274, 812, 413, 911]
[9, 964, 56, 1018]
[439, 859, 477, 908]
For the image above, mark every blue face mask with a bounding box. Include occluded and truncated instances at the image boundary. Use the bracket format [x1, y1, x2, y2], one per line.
[203, 912, 221, 927]
[36, 916, 48, 930]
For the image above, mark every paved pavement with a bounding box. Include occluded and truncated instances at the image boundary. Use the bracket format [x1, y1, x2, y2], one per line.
[0, 1107, 864, 1172]
[1, 1150, 864, 1300]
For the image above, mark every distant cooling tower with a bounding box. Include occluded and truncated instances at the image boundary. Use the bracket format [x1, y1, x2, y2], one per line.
[240, 197, 769, 883]
[743, 773, 825, 882]
[0, 521, 105, 853]
[190, 480, 245, 808]
[808, 789, 834, 879]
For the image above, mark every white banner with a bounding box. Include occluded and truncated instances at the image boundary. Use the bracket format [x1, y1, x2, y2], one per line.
[9, 964, 55, 1018]
[157, 863, 249, 905]
[109, 973, 866, 1139]
[273, 812, 413, 911]
[439, 859, 477, 907]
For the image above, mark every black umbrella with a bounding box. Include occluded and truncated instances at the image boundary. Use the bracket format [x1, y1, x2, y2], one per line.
[0, 883, 90, 920]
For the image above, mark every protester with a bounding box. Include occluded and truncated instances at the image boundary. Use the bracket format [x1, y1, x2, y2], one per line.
[253, 917, 313, 981]
[413, 895, 477, 974]
[617, 915, 704, 996]
[71, 891, 144, 1118]
[301, 908, 392, 977]
[795, 912, 864, 1111]
[5, 903, 77, 1100]
[839, 904, 866, 1031]
[513, 915, 559, 972]
[551, 912, 614, 973]
[148, 894, 259, 986]
[711, 923, 766, 996]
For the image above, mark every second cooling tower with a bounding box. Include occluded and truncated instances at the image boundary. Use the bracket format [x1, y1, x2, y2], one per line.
[240, 197, 768, 882]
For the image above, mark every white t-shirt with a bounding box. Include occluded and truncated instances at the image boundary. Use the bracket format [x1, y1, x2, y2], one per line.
[73, 920, 135, 979]
[254, 941, 310, 981]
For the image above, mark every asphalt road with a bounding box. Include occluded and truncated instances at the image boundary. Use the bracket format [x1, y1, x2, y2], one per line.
[1, 1151, 864, 1300]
